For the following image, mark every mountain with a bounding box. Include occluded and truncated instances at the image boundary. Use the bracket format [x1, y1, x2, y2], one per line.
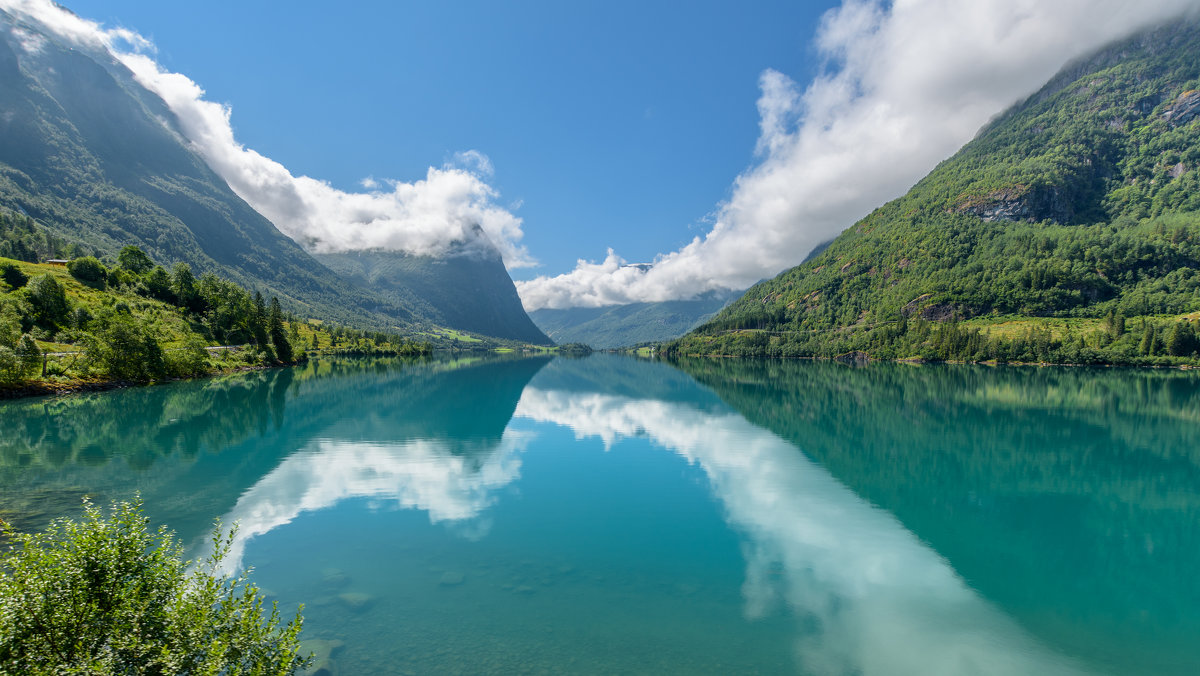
[315, 239, 552, 345]
[669, 19, 1200, 364]
[0, 9, 548, 343]
[529, 289, 739, 349]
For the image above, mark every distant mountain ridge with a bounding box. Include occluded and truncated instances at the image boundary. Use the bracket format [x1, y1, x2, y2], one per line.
[0, 9, 548, 343]
[670, 18, 1200, 363]
[529, 289, 739, 349]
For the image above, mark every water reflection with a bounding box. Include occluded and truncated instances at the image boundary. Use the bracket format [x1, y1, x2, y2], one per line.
[516, 360, 1085, 675]
[3, 353, 1197, 674]
[0, 355, 550, 542]
[671, 358, 1200, 674]
[219, 433, 534, 571]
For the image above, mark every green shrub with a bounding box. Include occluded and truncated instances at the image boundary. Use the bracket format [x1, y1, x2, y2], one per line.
[0, 345, 19, 384]
[23, 273, 69, 326]
[0, 498, 310, 675]
[86, 313, 167, 382]
[0, 262, 27, 290]
[66, 256, 108, 286]
[166, 334, 210, 377]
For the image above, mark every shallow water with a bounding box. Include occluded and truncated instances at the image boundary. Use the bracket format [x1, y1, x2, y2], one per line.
[1, 354, 1197, 674]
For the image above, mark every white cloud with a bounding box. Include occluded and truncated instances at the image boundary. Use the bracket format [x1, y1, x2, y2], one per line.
[0, 0, 534, 267]
[516, 0, 1200, 310]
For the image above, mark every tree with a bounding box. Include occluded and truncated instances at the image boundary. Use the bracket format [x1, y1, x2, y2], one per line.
[116, 245, 154, 275]
[0, 299, 21, 347]
[86, 313, 167, 382]
[0, 261, 28, 289]
[15, 333, 41, 376]
[250, 291, 269, 348]
[66, 256, 108, 286]
[144, 265, 175, 303]
[172, 262, 201, 312]
[268, 296, 293, 363]
[23, 273, 69, 326]
[0, 498, 310, 675]
[1166, 320, 1198, 357]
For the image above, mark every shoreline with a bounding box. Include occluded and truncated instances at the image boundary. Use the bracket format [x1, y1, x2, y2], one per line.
[0, 363, 279, 402]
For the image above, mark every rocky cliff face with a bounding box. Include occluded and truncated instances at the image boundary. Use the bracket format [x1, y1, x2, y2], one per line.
[315, 235, 553, 345]
[954, 185, 1074, 224]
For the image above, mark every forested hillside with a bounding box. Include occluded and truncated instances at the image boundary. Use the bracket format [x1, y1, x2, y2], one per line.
[669, 21, 1200, 365]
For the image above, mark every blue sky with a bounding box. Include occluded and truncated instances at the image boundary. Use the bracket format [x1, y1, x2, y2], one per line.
[67, 0, 835, 280]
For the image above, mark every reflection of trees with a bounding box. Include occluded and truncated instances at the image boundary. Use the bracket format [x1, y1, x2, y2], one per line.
[671, 357, 1200, 673]
[0, 355, 550, 538]
[0, 367, 296, 472]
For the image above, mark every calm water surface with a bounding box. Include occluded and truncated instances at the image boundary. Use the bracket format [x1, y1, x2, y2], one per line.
[1, 355, 1198, 675]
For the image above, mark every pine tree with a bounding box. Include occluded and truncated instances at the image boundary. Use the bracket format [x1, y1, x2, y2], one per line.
[250, 291, 269, 348]
[268, 296, 293, 363]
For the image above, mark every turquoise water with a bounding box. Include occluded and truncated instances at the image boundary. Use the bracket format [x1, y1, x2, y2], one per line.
[1, 355, 1198, 674]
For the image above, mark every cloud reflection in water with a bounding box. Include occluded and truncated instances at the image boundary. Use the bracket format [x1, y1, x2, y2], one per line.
[217, 431, 533, 572]
[514, 386, 1085, 676]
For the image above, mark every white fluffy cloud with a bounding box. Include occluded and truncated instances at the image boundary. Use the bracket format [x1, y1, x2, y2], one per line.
[516, 0, 1200, 310]
[0, 0, 533, 267]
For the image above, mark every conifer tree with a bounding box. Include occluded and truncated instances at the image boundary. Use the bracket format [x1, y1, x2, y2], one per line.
[268, 296, 293, 363]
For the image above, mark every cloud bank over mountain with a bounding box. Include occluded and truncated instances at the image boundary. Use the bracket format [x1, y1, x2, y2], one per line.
[0, 0, 534, 268]
[515, 0, 1200, 310]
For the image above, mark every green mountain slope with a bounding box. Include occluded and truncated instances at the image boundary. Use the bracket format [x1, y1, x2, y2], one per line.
[529, 290, 739, 349]
[670, 21, 1200, 364]
[0, 11, 548, 344]
[0, 12, 428, 329]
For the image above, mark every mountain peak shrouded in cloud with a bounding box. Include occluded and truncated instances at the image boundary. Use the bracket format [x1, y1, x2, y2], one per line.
[515, 0, 1200, 311]
[0, 0, 533, 269]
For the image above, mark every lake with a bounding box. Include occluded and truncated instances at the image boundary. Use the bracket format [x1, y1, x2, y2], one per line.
[1, 354, 1198, 675]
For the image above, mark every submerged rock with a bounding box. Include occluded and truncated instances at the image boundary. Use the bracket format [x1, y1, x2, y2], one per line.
[337, 591, 374, 611]
[300, 638, 344, 676]
[438, 570, 465, 586]
[321, 568, 349, 588]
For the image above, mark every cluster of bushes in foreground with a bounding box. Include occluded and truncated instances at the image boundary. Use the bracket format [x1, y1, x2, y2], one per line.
[0, 246, 430, 389]
[0, 498, 310, 674]
[665, 310, 1200, 366]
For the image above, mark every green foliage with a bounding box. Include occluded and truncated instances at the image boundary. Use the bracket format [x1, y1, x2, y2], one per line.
[116, 245, 154, 275]
[1166, 319, 1200, 356]
[66, 256, 107, 287]
[556, 342, 594, 356]
[0, 299, 21, 348]
[22, 273, 69, 326]
[143, 265, 174, 304]
[268, 296, 293, 364]
[171, 262, 200, 312]
[0, 498, 310, 675]
[85, 312, 167, 382]
[674, 22, 1200, 363]
[0, 262, 27, 290]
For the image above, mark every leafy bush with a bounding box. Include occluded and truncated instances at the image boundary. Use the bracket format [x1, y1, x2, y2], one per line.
[66, 256, 108, 286]
[85, 313, 167, 382]
[166, 334, 210, 377]
[0, 262, 27, 290]
[23, 273, 70, 326]
[0, 498, 310, 675]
